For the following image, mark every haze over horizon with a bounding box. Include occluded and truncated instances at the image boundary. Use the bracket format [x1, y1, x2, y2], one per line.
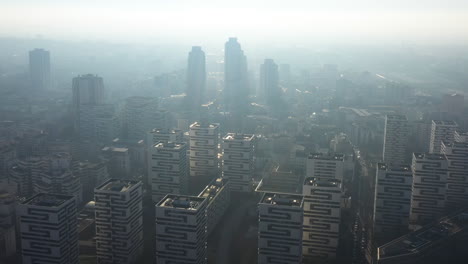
[1, 0, 468, 45]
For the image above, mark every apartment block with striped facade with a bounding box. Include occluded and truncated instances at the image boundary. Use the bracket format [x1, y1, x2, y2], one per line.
[17, 193, 78, 264]
[222, 133, 255, 192]
[146, 128, 183, 147]
[410, 153, 448, 226]
[429, 120, 457, 153]
[189, 122, 219, 178]
[148, 141, 189, 203]
[373, 163, 413, 242]
[382, 114, 409, 165]
[197, 177, 230, 235]
[302, 177, 342, 262]
[441, 140, 468, 212]
[258, 193, 303, 264]
[94, 179, 143, 264]
[155, 195, 207, 264]
[306, 153, 345, 181]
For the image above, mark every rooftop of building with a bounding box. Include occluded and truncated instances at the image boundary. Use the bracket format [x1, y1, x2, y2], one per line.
[442, 141, 468, 148]
[101, 146, 128, 153]
[260, 193, 303, 207]
[96, 179, 140, 192]
[198, 178, 228, 200]
[22, 193, 74, 207]
[157, 195, 205, 210]
[304, 177, 342, 188]
[455, 130, 468, 136]
[386, 114, 407, 120]
[432, 120, 458, 126]
[377, 208, 468, 261]
[154, 141, 186, 150]
[149, 128, 182, 134]
[413, 153, 447, 161]
[308, 152, 345, 161]
[378, 163, 411, 172]
[223, 133, 255, 141]
[190, 121, 219, 129]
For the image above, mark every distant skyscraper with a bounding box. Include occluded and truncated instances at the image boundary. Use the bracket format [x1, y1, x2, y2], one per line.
[189, 121, 219, 178]
[306, 153, 345, 181]
[279, 64, 291, 85]
[259, 59, 280, 105]
[148, 141, 189, 203]
[441, 140, 468, 212]
[222, 133, 255, 192]
[155, 195, 207, 264]
[258, 193, 303, 264]
[72, 74, 116, 142]
[224, 37, 249, 112]
[373, 163, 412, 242]
[187, 46, 206, 111]
[383, 115, 409, 165]
[94, 179, 143, 264]
[302, 178, 342, 262]
[18, 194, 78, 264]
[410, 153, 448, 226]
[429, 120, 457, 153]
[72, 74, 105, 108]
[124, 96, 167, 141]
[29, 48, 51, 90]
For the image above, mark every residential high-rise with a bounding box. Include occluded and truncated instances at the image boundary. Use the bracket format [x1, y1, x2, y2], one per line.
[410, 153, 448, 226]
[29, 48, 51, 90]
[373, 163, 412, 242]
[94, 179, 143, 264]
[454, 130, 468, 143]
[0, 191, 17, 258]
[123, 96, 167, 141]
[187, 46, 206, 111]
[155, 195, 207, 264]
[197, 177, 230, 235]
[146, 128, 183, 147]
[429, 120, 457, 153]
[148, 141, 188, 203]
[306, 153, 345, 181]
[222, 133, 255, 192]
[302, 177, 342, 262]
[224, 37, 249, 112]
[72, 74, 118, 143]
[17, 193, 78, 264]
[72, 74, 105, 108]
[258, 193, 303, 264]
[260, 59, 280, 106]
[189, 121, 219, 178]
[383, 115, 409, 165]
[441, 140, 468, 212]
[33, 153, 82, 205]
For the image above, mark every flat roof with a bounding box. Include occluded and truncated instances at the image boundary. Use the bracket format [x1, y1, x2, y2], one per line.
[378, 208, 468, 261]
[223, 133, 255, 141]
[154, 141, 186, 150]
[260, 193, 303, 207]
[22, 193, 74, 207]
[386, 114, 407, 120]
[149, 128, 182, 134]
[198, 178, 228, 199]
[442, 141, 468, 148]
[96, 179, 140, 192]
[190, 122, 219, 129]
[378, 163, 411, 172]
[304, 177, 341, 188]
[413, 153, 447, 161]
[308, 153, 345, 161]
[157, 195, 205, 210]
[432, 120, 458, 126]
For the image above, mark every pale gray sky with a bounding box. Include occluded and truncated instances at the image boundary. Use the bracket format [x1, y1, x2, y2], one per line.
[1, 0, 468, 44]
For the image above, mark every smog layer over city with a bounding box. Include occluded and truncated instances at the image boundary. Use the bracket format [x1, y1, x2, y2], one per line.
[1, 1, 468, 264]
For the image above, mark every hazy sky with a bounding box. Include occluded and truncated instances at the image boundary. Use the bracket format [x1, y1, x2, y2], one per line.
[1, 0, 468, 44]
